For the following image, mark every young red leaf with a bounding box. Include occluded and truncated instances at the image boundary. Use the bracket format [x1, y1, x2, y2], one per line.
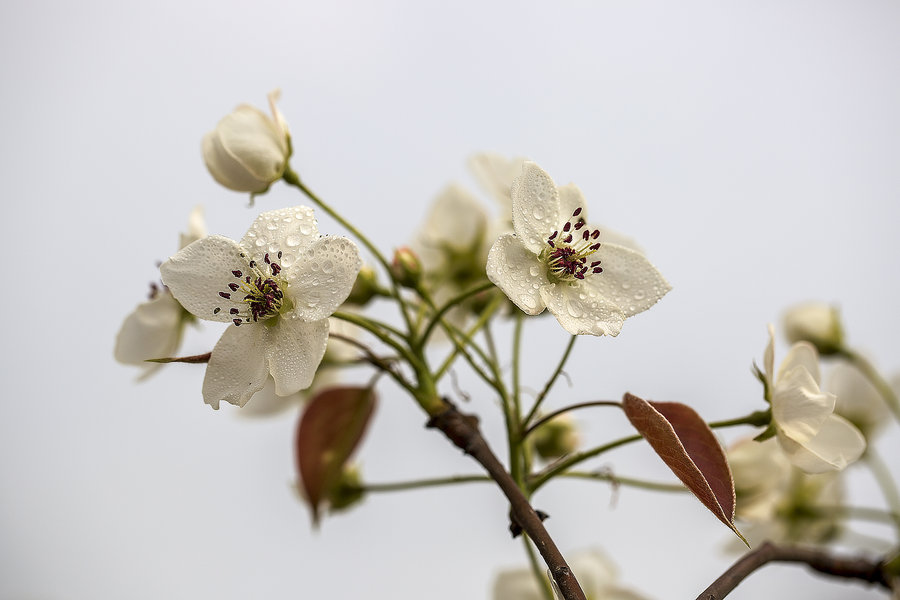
[622, 392, 747, 545]
[295, 386, 377, 525]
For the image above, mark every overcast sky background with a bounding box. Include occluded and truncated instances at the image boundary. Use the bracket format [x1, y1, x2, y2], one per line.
[2, 1, 899, 598]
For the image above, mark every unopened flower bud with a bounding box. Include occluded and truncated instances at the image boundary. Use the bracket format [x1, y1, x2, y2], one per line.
[783, 302, 844, 355]
[345, 265, 379, 306]
[391, 247, 422, 289]
[531, 413, 580, 461]
[327, 464, 365, 513]
[202, 90, 290, 195]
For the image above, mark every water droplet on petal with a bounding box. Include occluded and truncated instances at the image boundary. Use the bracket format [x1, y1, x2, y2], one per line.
[567, 300, 584, 318]
[634, 290, 646, 300]
[529, 265, 540, 277]
[621, 282, 631, 290]
[322, 260, 334, 273]
[285, 234, 301, 247]
[255, 238, 266, 247]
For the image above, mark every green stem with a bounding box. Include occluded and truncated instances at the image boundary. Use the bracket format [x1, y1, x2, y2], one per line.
[359, 474, 490, 493]
[420, 281, 495, 348]
[838, 348, 900, 423]
[434, 293, 503, 381]
[523, 401, 622, 438]
[524, 335, 577, 427]
[510, 313, 525, 486]
[530, 410, 771, 493]
[813, 504, 900, 526]
[558, 470, 687, 493]
[283, 168, 417, 338]
[865, 445, 900, 536]
[523, 535, 556, 600]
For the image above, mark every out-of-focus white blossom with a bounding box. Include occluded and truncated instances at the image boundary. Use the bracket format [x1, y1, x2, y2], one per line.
[160, 206, 360, 409]
[761, 326, 866, 473]
[729, 437, 793, 522]
[827, 362, 890, 440]
[492, 549, 648, 600]
[202, 90, 290, 194]
[115, 206, 206, 379]
[486, 162, 670, 336]
[783, 302, 844, 355]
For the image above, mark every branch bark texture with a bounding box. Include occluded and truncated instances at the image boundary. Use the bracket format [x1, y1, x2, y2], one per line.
[698, 542, 895, 599]
[427, 400, 586, 600]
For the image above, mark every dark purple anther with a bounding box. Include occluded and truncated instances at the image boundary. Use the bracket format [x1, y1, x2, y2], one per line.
[232, 270, 242, 277]
[219, 292, 231, 299]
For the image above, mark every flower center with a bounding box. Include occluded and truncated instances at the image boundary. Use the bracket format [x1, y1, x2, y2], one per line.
[542, 207, 603, 282]
[212, 251, 288, 326]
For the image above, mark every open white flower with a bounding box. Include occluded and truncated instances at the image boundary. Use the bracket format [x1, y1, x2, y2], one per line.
[486, 162, 671, 336]
[202, 90, 290, 194]
[729, 437, 793, 522]
[493, 549, 647, 600]
[115, 206, 206, 379]
[762, 325, 866, 473]
[160, 206, 361, 409]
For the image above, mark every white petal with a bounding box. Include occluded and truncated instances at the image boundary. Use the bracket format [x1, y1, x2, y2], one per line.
[510, 162, 561, 253]
[215, 104, 287, 181]
[540, 281, 625, 336]
[266, 316, 329, 396]
[828, 363, 889, 435]
[492, 567, 544, 600]
[763, 324, 775, 387]
[239, 376, 306, 417]
[580, 243, 671, 317]
[468, 152, 525, 209]
[485, 233, 547, 315]
[772, 365, 835, 443]
[202, 324, 269, 409]
[114, 292, 185, 377]
[566, 549, 619, 595]
[239, 206, 319, 266]
[419, 184, 488, 252]
[778, 414, 866, 473]
[202, 130, 270, 193]
[179, 205, 207, 249]
[777, 342, 821, 385]
[557, 183, 587, 224]
[160, 235, 250, 323]
[286, 236, 361, 321]
[266, 89, 289, 138]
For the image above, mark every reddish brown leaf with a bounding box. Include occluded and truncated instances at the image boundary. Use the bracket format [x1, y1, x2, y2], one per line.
[622, 393, 746, 544]
[295, 386, 377, 525]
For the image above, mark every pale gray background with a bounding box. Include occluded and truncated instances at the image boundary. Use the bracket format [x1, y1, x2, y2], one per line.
[1, 1, 898, 598]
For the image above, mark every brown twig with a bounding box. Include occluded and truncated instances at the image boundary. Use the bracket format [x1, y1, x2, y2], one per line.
[698, 542, 894, 599]
[426, 399, 587, 600]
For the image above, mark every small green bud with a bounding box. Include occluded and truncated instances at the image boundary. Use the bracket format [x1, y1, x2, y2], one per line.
[345, 264, 379, 306]
[782, 302, 844, 355]
[391, 246, 423, 289]
[327, 464, 366, 513]
[531, 414, 580, 461]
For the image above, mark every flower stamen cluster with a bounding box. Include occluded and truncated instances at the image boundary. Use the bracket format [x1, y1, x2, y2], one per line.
[213, 251, 287, 325]
[544, 207, 603, 281]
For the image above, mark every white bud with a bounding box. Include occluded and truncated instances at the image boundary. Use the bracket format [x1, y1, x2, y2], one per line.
[783, 302, 844, 355]
[202, 90, 290, 194]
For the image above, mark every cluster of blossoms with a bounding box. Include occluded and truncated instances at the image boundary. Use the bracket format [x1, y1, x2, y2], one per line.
[115, 90, 900, 600]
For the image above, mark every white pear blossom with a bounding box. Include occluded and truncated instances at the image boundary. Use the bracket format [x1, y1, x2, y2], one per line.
[115, 206, 206, 379]
[729, 437, 793, 522]
[486, 162, 671, 336]
[414, 184, 494, 302]
[783, 301, 844, 355]
[160, 206, 361, 409]
[468, 152, 527, 212]
[493, 549, 647, 600]
[761, 325, 866, 473]
[202, 90, 290, 194]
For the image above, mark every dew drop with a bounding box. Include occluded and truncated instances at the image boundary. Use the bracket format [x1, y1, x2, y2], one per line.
[299, 224, 313, 235]
[567, 300, 584, 318]
[529, 265, 540, 277]
[532, 205, 545, 220]
[266, 223, 277, 231]
[285, 234, 301, 247]
[322, 259, 334, 274]
[255, 238, 266, 247]
[621, 282, 631, 290]
[519, 294, 537, 309]
[633, 290, 646, 300]
[310, 262, 320, 272]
